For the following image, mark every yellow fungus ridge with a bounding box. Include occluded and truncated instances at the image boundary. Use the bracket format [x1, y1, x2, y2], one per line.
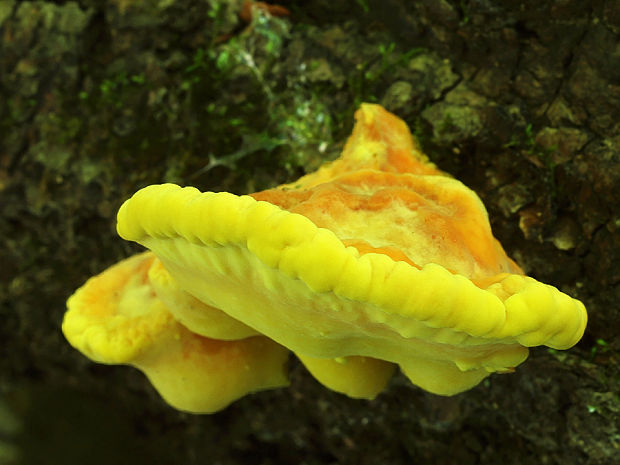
[117, 184, 587, 349]
[117, 184, 587, 375]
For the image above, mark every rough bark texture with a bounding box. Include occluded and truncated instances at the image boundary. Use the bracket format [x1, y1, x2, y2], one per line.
[1, 1, 619, 464]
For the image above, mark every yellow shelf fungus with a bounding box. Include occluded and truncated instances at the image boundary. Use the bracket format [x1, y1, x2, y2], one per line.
[62, 252, 289, 413]
[111, 104, 586, 400]
[64, 103, 587, 412]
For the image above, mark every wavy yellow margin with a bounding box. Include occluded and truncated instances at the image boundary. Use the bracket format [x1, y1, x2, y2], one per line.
[117, 184, 586, 353]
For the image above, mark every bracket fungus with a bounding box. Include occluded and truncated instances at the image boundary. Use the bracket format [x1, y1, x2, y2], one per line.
[62, 252, 289, 413]
[64, 103, 587, 412]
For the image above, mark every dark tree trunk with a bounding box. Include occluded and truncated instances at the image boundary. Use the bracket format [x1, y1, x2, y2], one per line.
[1, 1, 618, 464]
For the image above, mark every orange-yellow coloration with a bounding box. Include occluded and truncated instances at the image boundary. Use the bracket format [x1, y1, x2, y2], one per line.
[251, 106, 522, 281]
[78, 103, 587, 407]
[62, 252, 289, 413]
[283, 103, 442, 190]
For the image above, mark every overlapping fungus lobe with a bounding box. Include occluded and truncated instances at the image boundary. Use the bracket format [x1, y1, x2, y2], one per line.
[64, 103, 587, 411]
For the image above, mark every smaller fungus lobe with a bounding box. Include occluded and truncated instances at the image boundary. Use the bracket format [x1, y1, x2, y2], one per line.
[63, 252, 289, 413]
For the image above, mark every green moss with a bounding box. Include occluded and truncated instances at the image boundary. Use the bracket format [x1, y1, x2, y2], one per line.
[173, 9, 338, 184]
[97, 72, 148, 108]
[504, 122, 559, 199]
[590, 338, 610, 358]
[348, 42, 425, 108]
[355, 0, 370, 13]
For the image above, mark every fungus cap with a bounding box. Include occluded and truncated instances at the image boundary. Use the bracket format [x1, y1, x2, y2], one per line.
[62, 252, 289, 413]
[115, 104, 587, 396]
